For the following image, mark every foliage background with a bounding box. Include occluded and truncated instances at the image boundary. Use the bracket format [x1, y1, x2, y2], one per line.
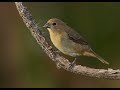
[0, 2, 120, 88]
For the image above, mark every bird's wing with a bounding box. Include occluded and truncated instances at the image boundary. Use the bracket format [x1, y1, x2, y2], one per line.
[65, 26, 88, 45]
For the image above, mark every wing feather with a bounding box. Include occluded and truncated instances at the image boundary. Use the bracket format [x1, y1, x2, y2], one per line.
[65, 26, 88, 45]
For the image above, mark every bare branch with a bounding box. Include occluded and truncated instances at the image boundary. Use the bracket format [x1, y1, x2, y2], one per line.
[15, 2, 120, 80]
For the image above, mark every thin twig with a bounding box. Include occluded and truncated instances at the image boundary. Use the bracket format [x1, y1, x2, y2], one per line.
[15, 2, 120, 80]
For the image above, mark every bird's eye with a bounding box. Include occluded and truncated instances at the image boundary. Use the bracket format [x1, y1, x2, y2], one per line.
[52, 23, 56, 25]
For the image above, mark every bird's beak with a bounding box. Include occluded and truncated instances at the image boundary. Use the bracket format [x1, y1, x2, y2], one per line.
[43, 23, 50, 28]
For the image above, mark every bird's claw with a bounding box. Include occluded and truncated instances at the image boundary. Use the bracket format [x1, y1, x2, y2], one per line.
[68, 58, 77, 70]
[53, 50, 60, 53]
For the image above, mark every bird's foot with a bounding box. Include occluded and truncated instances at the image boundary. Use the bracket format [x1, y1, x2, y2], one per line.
[68, 58, 77, 70]
[53, 50, 61, 53]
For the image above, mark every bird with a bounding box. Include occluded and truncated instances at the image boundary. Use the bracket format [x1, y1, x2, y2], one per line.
[43, 18, 109, 65]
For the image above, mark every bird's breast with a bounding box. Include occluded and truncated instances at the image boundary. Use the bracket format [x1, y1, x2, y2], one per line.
[48, 30, 82, 57]
[49, 30, 63, 49]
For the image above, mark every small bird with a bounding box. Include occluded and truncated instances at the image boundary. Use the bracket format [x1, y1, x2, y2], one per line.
[43, 18, 109, 65]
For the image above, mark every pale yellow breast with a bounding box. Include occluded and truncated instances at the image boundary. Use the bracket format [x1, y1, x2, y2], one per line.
[48, 29, 63, 49]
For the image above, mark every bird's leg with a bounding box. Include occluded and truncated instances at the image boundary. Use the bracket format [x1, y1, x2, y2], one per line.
[54, 50, 61, 53]
[68, 58, 77, 70]
[51, 49, 61, 55]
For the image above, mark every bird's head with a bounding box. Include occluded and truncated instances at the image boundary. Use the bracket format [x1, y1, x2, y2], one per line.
[43, 18, 67, 33]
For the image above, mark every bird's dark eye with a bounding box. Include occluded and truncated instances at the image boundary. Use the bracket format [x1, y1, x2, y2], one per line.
[52, 23, 56, 25]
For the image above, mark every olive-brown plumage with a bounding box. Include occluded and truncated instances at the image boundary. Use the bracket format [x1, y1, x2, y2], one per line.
[43, 18, 109, 64]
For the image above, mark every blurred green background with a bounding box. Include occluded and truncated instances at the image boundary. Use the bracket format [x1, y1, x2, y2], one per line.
[0, 2, 120, 88]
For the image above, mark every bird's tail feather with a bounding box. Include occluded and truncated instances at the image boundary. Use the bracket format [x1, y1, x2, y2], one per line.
[84, 50, 109, 65]
[93, 51, 109, 65]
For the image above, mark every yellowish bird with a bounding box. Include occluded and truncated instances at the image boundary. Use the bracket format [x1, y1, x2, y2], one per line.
[43, 18, 109, 65]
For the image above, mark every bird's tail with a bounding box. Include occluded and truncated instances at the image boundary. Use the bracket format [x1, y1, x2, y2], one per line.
[84, 50, 109, 65]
